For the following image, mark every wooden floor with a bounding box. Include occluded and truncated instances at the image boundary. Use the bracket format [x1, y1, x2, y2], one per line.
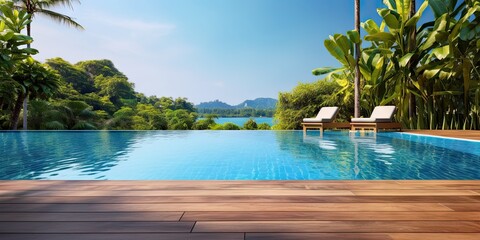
[404, 130, 480, 141]
[0, 180, 479, 240]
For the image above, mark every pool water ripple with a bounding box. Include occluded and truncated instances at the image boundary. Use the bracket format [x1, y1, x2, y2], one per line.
[0, 131, 479, 180]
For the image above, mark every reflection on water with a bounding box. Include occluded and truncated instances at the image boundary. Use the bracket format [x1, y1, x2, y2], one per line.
[0, 131, 149, 180]
[278, 131, 480, 180]
[0, 130, 479, 180]
[303, 136, 338, 150]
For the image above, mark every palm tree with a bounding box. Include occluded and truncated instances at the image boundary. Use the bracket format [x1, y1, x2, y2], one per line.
[13, 0, 83, 130]
[354, 0, 361, 118]
[408, 0, 416, 120]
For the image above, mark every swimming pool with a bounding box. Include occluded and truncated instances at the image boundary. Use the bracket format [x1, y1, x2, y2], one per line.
[1, 131, 479, 180]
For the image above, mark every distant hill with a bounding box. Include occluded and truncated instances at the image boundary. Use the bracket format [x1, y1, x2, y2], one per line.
[197, 98, 277, 110]
[235, 98, 277, 109]
[196, 100, 235, 109]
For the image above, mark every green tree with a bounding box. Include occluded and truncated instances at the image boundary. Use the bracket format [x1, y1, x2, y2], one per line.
[109, 107, 135, 129]
[166, 109, 197, 130]
[0, 2, 37, 129]
[243, 118, 258, 130]
[421, 0, 480, 129]
[257, 123, 271, 130]
[46, 58, 94, 94]
[27, 100, 52, 129]
[155, 96, 174, 110]
[13, 0, 83, 130]
[94, 75, 135, 108]
[212, 122, 241, 130]
[361, 0, 479, 129]
[134, 103, 167, 130]
[310, 0, 480, 130]
[55, 100, 96, 129]
[193, 114, 218, 130]
[10, 58, 60, 129]
[173, 97, 196, 112]
[76, 59, 126, 78]
[274, 80, 350, 130]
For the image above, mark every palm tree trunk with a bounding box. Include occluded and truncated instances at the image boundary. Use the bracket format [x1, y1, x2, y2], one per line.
[23, 20, 31, 130]
[354, 0, 361, 118]
[408, 0, 417, 126]
[11, 92, 25, 130]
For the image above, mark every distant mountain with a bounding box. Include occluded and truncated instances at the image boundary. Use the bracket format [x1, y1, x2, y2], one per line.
[197, 98, 277, 110]
[196, 100, 235, 109]
[235, 98, 277, 109]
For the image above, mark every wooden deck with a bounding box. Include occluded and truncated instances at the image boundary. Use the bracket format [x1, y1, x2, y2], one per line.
[404, 130, 480, 141]
[1, 180, 480, 240]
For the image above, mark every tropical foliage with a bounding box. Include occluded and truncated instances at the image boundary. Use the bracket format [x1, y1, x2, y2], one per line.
[197, 108, 275, 118]
[0, 1, 43, 129]
[274, 80, 352, 130]
[243, 118, 258, 130]
[1, 55, 272, 130]
[280, 0, 480, 130]
[15, 58, 200, 130]
[12, 0, 84, 33]
[12, 0, 84, 129]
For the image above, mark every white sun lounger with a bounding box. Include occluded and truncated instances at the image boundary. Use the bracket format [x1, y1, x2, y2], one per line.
[301, 107, 349, 132]
[350, 105, 401, 132]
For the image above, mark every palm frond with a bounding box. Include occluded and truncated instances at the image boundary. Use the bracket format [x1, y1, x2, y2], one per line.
[72, 120, 96, 130]
[37, 0, 81, 10]
[45, 120, 65, 130]
[37, 8, 84, 29]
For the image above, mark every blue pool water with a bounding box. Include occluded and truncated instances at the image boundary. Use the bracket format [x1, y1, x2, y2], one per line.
[0, 131, 479, 180]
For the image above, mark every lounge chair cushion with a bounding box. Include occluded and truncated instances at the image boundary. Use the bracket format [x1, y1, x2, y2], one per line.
[302, 107, 339, 123]
[351, 106, 396, 123]
[303, 118, 330, 123]
[350, 117, 376, 123]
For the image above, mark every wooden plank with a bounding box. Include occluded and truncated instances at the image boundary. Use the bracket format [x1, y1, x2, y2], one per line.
[0, 189, 355, 197]
[0, 180, 479, 239]
[246, 233, 392, 240]
[388, 233, 480, 240]
[404, 130, 480, 141]
[193, 221, 480, 233]
[182, 211, 480, 221]
[352, 190, 479, 196]
[395, 180, 480, 185]
[441, 203, 480, 211]
[1, 195, 479, 204]
[0, 203, 452, 212]
[0, 222, 195, 233]
[0, 212, 183, 221]
[291, 182, 480, 190]
[0, 233, 244, 240]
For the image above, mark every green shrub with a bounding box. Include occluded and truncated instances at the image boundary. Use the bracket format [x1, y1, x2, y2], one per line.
[257, 123, 271, 130]
[212, 122, 241, 130]
[243, 119, 258, 130]
[274, 79, 351, 130]
[193, 119, 212, 130]
[223, 122, 241, 130]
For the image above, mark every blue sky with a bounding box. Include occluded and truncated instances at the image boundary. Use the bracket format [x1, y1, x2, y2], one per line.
[33, 0, 407, 104]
